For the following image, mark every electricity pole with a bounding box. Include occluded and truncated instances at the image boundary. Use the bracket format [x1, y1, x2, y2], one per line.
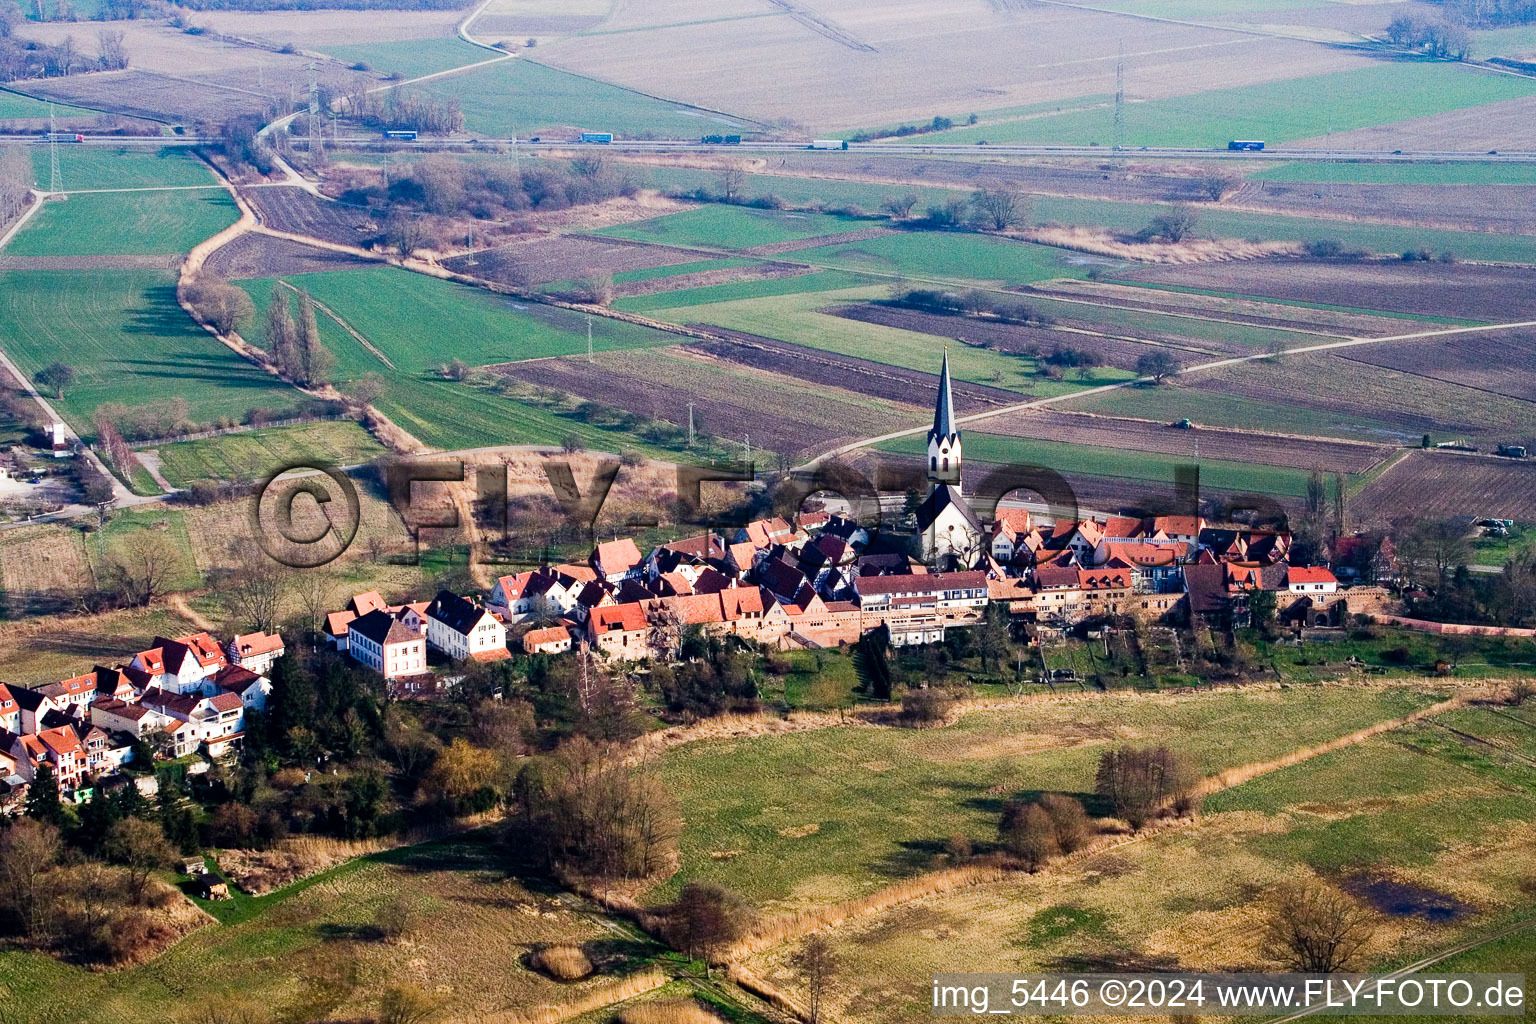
[586, 316, 593, 363]
[1113, 42, 1125, 154]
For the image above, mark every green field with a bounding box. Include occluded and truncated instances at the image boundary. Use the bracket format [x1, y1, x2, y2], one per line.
[929, 63, 1536, 147]
[642, 286, 1121, 394]
[29, 147, 216, 191]
[651, 686, 1441, 905]
[1471, 23, 1536, 59]
[0, 88, 96, 120]
[238, 266, 676, 371]
[1076, 0, 1330, 19]
[637, 163, 969, 212]
[5, 189, 237, 257]
[880, 429, 1320, 496]
[796, 231, 1090, 287]
[599, 204, 873, 250]
[87, 507, 203, 593]
[1250, 161, 1536, 185]
[612, 269, 875, 312]
[419, 58, 752, 138]
[1031, 193, 1536, 264]
[320, 37, 494, 79]
[150, 420, 387, 487]
[0, 270, 301, 436]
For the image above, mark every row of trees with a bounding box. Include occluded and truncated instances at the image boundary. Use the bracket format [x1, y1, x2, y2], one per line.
[1421, 0, 1536, 27]
[0, 25, 128, 81]
[342, 87, 463, 135]
[0, 145, 29, 226]
[262, 283, 336, 387]
[349, 153, 641, 223]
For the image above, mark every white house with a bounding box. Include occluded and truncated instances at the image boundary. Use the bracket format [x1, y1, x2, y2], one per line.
[1287, 566, 1339, 595]
[425, 591, 508, 662]
[347, 609, 427, 679]
[226, 632, 285, 676]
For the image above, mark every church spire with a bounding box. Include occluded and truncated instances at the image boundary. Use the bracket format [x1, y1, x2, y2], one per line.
[932, 347, 956, 440]
[926, 348, 962, 486]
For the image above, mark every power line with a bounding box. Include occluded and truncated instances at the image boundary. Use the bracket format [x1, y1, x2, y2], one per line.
[1112, 42, 1125, 154]
[586, 315, 593, 362]
[48, 102, 60, 192]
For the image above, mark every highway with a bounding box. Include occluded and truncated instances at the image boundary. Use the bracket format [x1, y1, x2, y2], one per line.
[6, 134, 1536, 162]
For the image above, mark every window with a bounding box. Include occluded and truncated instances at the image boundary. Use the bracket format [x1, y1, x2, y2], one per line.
[941, 458, 949, 472]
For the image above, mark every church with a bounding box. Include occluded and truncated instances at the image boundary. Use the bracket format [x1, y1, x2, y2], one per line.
[915, 351, 984, 569]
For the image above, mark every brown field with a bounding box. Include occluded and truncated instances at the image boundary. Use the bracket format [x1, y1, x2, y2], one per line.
[614, 262, 806, 297]
[0, 605, 200, 685]
[194, 9, 465, 48]
[442, 234, 713, 287]
[495, 347, 921, 458]
[529, 0, 1369, 128]
[686, 325, 1029, 409]
[14, 70, 271, 126]
[741, 225, 894, 256]
[1190, 355, 1536, 445]
[0, 523, 95, 616]
[204, 233, 378, 280]
[0, 255, 181, 271]
[829, 302, 1226, 369]
[1289, 93, 1536, 152]
[1353, 449, 1536, 524]
[981, 409, 1394, 473]
[1127, 258, 1536, 322]
[1236, 180, 1536, 236]
[1338, 329, 1536, 403]
[1037, 280, 1423, 338]
[242, 187, 384, 247]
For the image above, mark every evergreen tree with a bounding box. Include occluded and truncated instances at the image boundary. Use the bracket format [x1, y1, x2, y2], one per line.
[24, 763, 64, 826]
[296, 289, 321, 384]
[268, 653, 317, 749]
[156, 782, 201, 855]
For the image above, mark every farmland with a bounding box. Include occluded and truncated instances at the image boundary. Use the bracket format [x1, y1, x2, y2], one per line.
[417, 57, 755, 138]
[648, 686, 1442, 907]
[880, 431, 1322, 499]
[1250, 162, 1536, 186]
[150, 421, 388, 488]
[318, 37, 494, 79]
[747, 719, 1536, 1024]
[0, 270, 301, 435]
[496, 346, 922, 459]
[1353, 451, 1536, 525]
[976, 409, 1394, 474]
[237, 266, 677, 372]
[4, 190, 239, 258]
[0, 88, 96, 121]
[440, 233, 721, 288]
[202, 234, 377, 281]
[1126, 259, 1536, 324]
[928, 63, 1536, 148]
[0, 832, 663, 1024]
[1186, 355, 1536, 448]
[1337, 330, 1536, 404]
[796, 231, 1089, 288]
[28, 147, 216, 191]
[612, 269, 874, 312]
[598, 205, 874, 251]
[239, 187, 383, 249]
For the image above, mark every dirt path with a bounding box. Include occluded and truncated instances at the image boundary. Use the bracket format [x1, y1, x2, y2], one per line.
[276, 279, 397, 368]
[167, 593, 218, 633]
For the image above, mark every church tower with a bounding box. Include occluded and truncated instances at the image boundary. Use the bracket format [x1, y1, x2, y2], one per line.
[926, 349, 962, 486]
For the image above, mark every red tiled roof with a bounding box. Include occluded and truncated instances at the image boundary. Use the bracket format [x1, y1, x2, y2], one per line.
[350, 590, 388, 615]
[594, 538, 644, 573]
[326, 610, 357, 637]
[523, 626, 572, 647]
[591, 603, 647, 633]
[1078, 568, 1131, 590]
[855, 570, 985, 596]
[134, 647, 166, 674]
[178, 632, 227, 668]
[232, 632, 284, 658]
[208, 692, 244, 713]
[1288, 566, 1338, 585]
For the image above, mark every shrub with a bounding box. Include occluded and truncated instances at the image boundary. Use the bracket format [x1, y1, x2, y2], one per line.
[1000, 801, 1058, 871]
[531, 944, 593, 981]
[1038, 793, 1092, 852]
[374, 897, 416, 942]
[898, 687, 951, 727]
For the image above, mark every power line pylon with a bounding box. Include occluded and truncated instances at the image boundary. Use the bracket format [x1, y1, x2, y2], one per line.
[48, 103, 60, 192]
[1112, 42, 1125, 154]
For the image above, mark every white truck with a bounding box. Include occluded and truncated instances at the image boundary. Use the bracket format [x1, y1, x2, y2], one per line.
[809, 139, 848, 150]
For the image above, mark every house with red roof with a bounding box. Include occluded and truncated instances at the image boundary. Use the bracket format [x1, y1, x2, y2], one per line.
[227, 632, 285, 676]
[592, 538, 646, 582]
[586, 602, 650, 660]
[522, 625, 573, 655]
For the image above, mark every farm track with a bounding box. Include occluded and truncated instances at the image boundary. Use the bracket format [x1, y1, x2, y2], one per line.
[275, 279, 396, 369]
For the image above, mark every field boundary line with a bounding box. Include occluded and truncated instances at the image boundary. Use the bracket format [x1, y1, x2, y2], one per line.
[275, 279, 397, 369]
[53, 185, 225, 195]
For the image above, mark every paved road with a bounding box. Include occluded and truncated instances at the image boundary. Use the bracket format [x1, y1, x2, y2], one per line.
[7, 135, 1536, 162]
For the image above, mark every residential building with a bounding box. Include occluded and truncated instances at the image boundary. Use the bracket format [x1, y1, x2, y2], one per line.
[227, 632, 285, 675]
[347, 609, 428, 679]
[425, 591, 509, 662]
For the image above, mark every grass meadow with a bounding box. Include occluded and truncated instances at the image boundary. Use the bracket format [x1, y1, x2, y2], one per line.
[0, 88, 95, 119]
[0, 270, 301, 436]
[420, 58, 751, 138]
[1249, 161, 1536, 186]
[5, 189, 238, 257]
[796, 231, 1089, 288]
[637, 163, 969, 213]
[879, 431, 1321, 497]
[649, 686, 1442, 908]
[930, 62, 1536, 147]
[150, 420, 388, 487]
[611, 269, 874, 312]
[0, 832, 660, 1024]
[749, 715, 1536, 1024]
[28, 146, 216, 191]
[319, 37, 493, 79]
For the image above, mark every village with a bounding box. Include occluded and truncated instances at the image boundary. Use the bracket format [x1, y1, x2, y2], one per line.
[1, 353, 1466, 815]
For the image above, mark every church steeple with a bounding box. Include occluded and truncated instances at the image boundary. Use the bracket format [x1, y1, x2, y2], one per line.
[926, 349, 962, 486]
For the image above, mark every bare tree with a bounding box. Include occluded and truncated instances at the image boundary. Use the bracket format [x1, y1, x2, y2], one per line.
[96, 29, 127, 70]
[386, 211, 425, 258]
[292, 568, 338, 635]
[104, 816, 174, 905]
[0, 818, 61, 940]
[1135, 350, 1181, 384]
[999, 801, 1059, 871]
[184, 274, 254, 336]
[345, 371, 387, 408]
[791, 933, 839, 1024]
[665, 882, 753, 973]
[221, 538, 290, 633]
[881, 193, 919, 220]
[971, 182, 1027, 231]
[1147, 205, 1199, 243]
[1199, 168, 1242, 202]
[34, 362, 75, 401]
[106, 530, 180, 606]
[718, 165, 746, 203]
[1261, 878, 1375, 973]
